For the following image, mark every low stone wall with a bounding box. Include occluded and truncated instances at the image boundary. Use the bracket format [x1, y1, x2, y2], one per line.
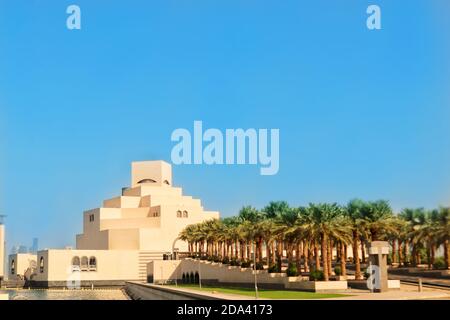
[348, 279, 400, 290]
[388, 268, 450, 279]
[125, 282, 221, 300]
[0, 279, 26, 288]
[148, 259, 348, 292]
[29, 279, 139, 289]
[285, 280, 348, 292]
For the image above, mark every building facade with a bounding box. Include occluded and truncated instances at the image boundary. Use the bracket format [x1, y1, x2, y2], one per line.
[31, 160, 219, 287]
[8, 253, 37, 280]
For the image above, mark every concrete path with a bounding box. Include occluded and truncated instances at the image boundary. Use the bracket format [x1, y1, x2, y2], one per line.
[154, 285, 252, 300]
[324, 290, 450, 300]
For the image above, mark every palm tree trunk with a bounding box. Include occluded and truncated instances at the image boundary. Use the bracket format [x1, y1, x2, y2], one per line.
[266, 242, 271, 266]
[286, 243, 292, 265]
[321, 234, 329, 281]
[353, 231, 362, 280]
[314, 240, 320, 270]
[405, 240, 410, 266]
[445, 239, 450, 270]
[336, 241, 341, 261]
[303, 240, 310, 273]
[259, 239, 263, 263]
[340, 241, 346, 277]
[271, 242, 276, 266]
[361, 241, 366, 264]
[276, 240, 283, 271]
[327, 239, 332, 277]
[392, 239, 397, 264]
[398, 240, 403, 266]
[344, 244, 348, 262]
[431, 243, 436, 268]
[295, 242, 301, 272]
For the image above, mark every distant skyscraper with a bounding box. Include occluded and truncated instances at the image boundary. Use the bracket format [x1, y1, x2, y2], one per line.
[10, 245, 18, 255]
[0, 217, 5, 279]
[31, 238, 38, 253]
[18, 245, 28, 254]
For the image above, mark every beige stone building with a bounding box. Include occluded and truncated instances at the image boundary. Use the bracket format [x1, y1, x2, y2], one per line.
[8, 253, 37, 280]
[31, 160, 219, 287]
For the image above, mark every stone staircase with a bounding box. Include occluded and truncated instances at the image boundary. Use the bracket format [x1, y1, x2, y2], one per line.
[138, 251, 165, 281]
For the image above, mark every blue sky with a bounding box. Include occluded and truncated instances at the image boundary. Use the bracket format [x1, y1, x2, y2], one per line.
[1, 0, 449, 251]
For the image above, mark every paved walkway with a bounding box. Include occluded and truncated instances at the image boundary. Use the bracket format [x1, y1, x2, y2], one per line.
[160, 284, 450, 300]
[388, 274, 450, 288]
[151, 284, 251, 300]
[324, 290, 450, 300]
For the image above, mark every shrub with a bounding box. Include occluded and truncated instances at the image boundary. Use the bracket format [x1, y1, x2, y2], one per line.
[418, 248, 428, 263]
[241, 260, 251, 268]
[222, 257, 230, 264]
[230, 259, 241, 266]
[268, 264, 280, 273]
[309, 269, 324, 281]
[363, 268, 370, 279]
[286, 263, 298, 277]
[200, 255, 208, 261]
[255, 262, 265, 270]
[433, 257, 446, 270]
[334, 266, 342, 276]
[213, 256, 221, 263]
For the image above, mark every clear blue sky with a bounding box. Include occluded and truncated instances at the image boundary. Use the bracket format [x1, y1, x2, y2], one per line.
[1, 1, 449, 251]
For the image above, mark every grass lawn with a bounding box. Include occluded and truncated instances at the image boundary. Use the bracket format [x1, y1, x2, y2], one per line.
[169, 284, 348, 299]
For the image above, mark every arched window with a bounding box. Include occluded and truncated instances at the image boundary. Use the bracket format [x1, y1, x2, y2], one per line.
[163, 180, 170, 185]
[176, 210, 182, 218]
[137, 179, 157, 184]
[89, 256, 97, 271]
[80, 256, 88, 271]
[39, 257, 44, 273]
[71, 256, 80, 267]
[11, 259, 15, 275]
[183, 210, 188, 218]
[195, 272, 199, 284]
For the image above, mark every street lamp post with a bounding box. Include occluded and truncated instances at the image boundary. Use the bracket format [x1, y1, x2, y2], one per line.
[198, 258, 202, 289]
[252, 241, 259, 299]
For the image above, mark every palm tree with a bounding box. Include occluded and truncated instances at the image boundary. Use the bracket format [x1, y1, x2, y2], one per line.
[360, 200, 397, 241]
[399, 208, 424, 266]
[345, 199, 365, 280]
[274, 207, 300, 268]
[238, 206, 262, 261]
[436, 207, 450, 269]
[304, 203, 349, 281]
[263, 201, 291, 271]
[179, 199, 449, 279]
[257, 219, 278, 266]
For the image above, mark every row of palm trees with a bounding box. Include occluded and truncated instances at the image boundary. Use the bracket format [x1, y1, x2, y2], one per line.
[179, 200, 450, 281]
